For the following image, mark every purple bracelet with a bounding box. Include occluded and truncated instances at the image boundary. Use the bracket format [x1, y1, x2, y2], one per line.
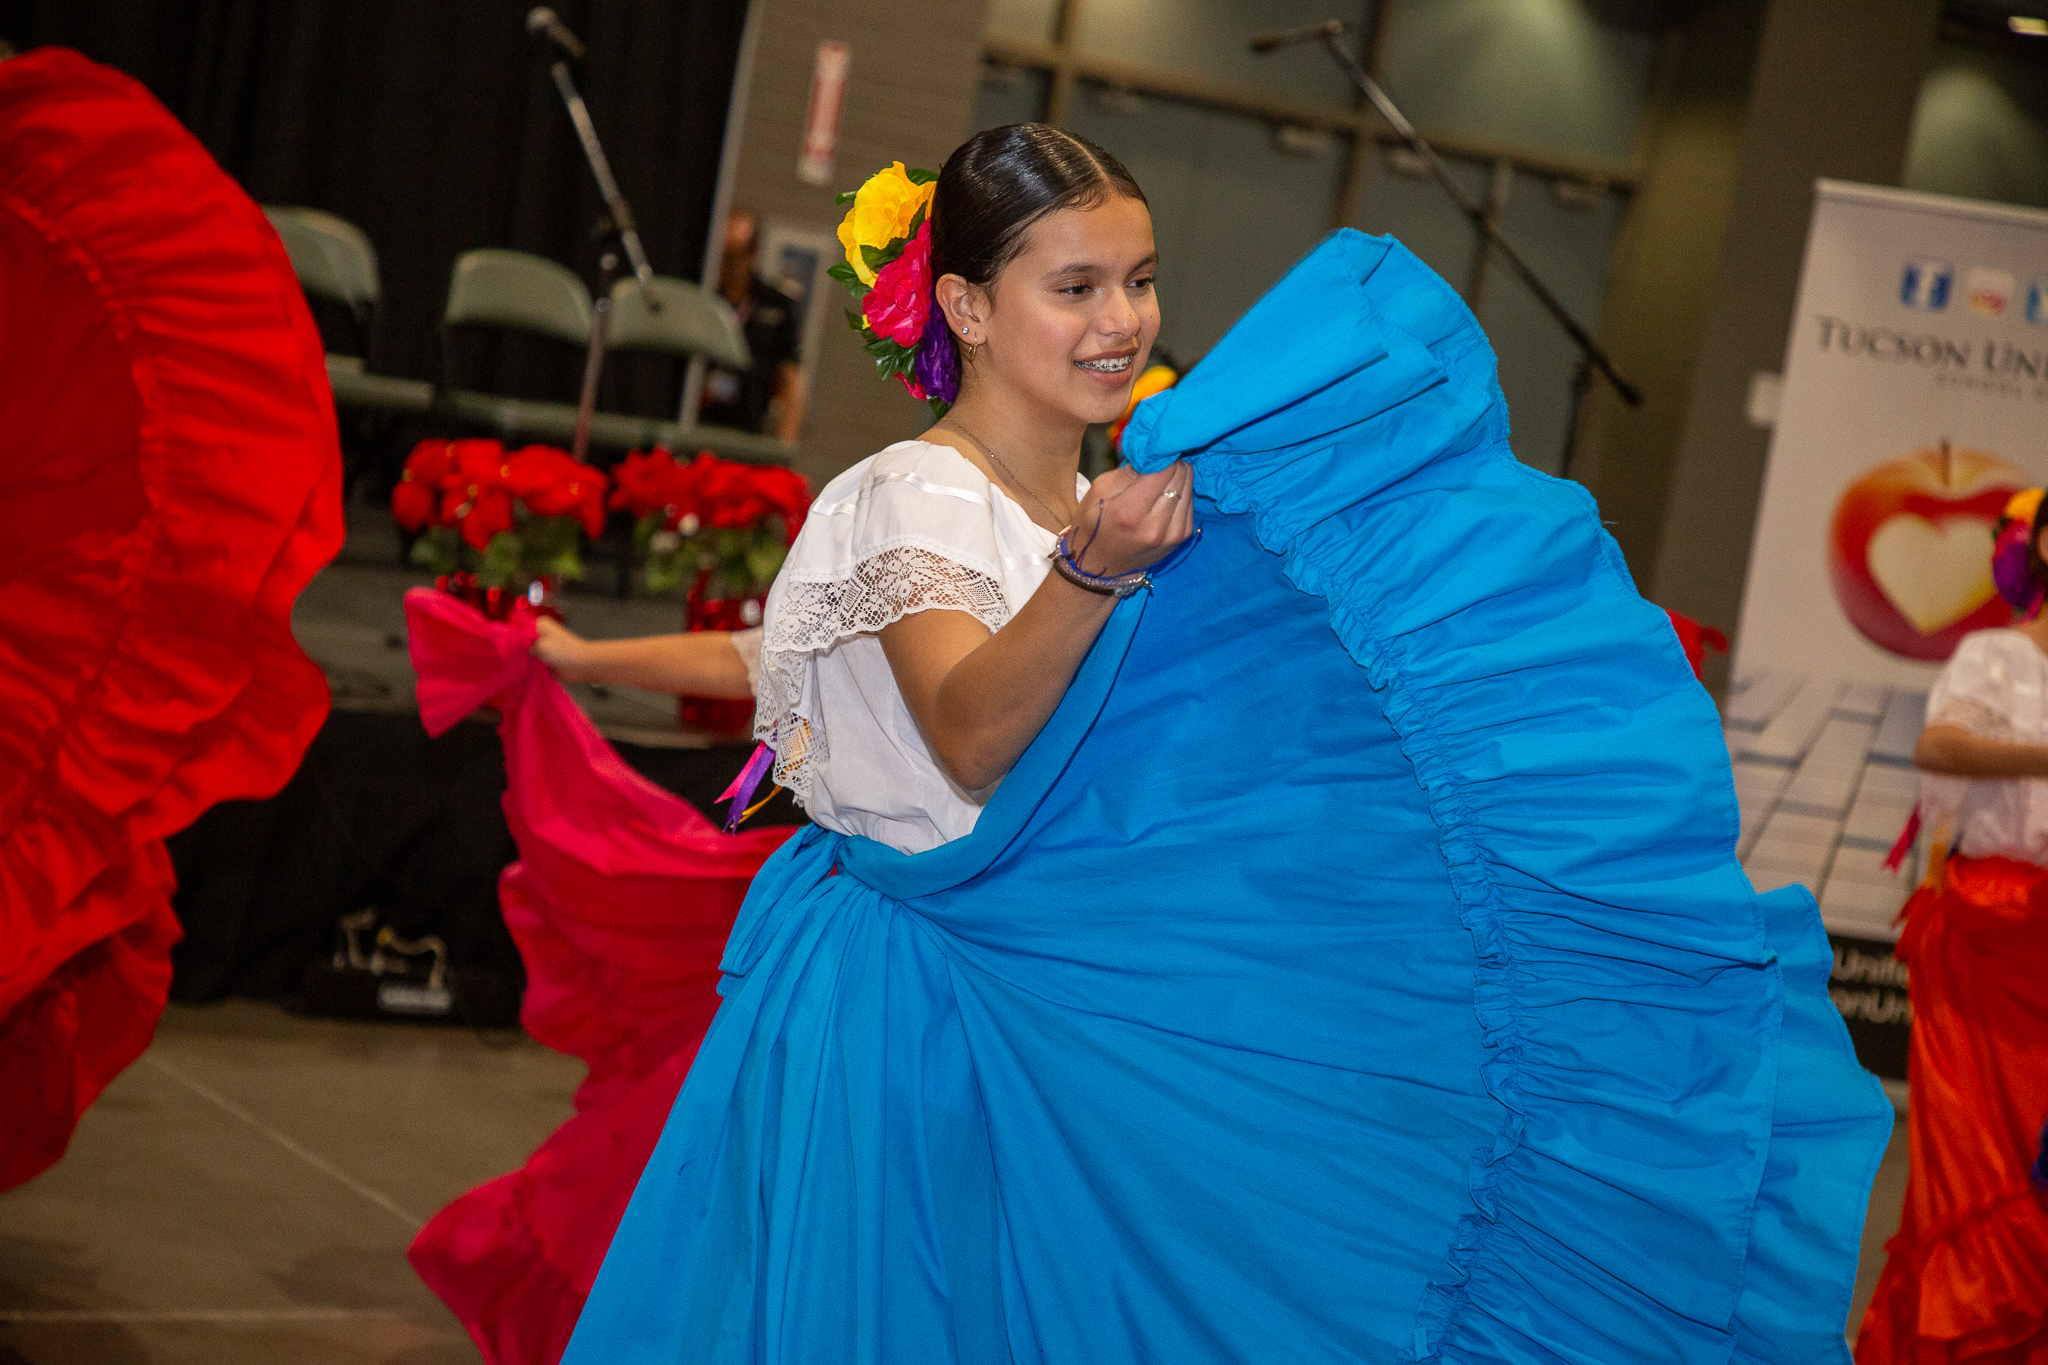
[1049, 528, 1151, 598]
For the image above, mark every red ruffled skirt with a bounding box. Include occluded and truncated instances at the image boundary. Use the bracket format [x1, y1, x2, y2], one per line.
[0, 50, 342, 1190]
[1858, 854, 2048, 1364]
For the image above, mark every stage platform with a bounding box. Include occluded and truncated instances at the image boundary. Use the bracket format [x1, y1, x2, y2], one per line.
[166, 495, 794, 1019]
[292, 497, 722, 744]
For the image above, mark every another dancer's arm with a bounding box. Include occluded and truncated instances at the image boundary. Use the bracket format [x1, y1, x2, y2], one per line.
[880, 460, 1192, 792]
[532, 619, 757, 699]
[1917, 627, 2048, 777]
[1915, 725, 2048, 777]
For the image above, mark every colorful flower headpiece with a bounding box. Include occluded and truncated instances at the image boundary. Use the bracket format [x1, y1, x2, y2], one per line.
[1993, 486, 2046, 616]
[830, 161, 958, 414]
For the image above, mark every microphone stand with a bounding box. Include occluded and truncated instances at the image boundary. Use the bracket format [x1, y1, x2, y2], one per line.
[1254, 22, 1642, 479]
[574, 234, 622, 467]
[545, 58, 659, 305]
[536, 40, 659, 466]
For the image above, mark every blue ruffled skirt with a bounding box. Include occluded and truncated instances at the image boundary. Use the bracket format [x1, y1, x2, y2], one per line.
[562, 232, 1892, 1364]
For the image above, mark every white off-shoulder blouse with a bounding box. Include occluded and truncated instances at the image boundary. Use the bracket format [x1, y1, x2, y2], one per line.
[1922, 627, 2048, 864]
[753, 439, 1085, 854]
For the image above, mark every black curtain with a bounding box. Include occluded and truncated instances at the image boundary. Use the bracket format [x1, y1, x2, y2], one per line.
[164, 710, 807, 1011]
[0, 0, 746, 397]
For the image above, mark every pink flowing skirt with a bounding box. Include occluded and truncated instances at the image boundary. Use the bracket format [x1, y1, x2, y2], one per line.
[401, 589, 794, 1365]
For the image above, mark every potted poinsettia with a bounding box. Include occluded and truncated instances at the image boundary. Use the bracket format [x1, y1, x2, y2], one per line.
[608, 447, 812, 731]
[392, 438, 608, 618]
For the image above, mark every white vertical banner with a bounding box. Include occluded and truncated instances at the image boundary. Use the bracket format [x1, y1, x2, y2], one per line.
[1739, 182, 2048, 687]
[1731, 182, 2048, 1078]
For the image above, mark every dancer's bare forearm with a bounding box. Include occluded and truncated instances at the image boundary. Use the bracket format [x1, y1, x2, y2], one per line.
[532, 619, 753, 698]
[880, 578, 1115, 791]
[1915, 724, 2048, 778]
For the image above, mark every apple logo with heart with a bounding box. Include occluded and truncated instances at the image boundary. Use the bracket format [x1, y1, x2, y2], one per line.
[1828, 442, 2025, 661]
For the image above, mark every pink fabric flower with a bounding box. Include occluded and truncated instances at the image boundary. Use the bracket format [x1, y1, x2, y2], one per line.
[863, 220, 931, 350]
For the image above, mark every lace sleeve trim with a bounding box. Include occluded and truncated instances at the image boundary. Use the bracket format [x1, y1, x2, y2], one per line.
[756, 546, 1011, 802]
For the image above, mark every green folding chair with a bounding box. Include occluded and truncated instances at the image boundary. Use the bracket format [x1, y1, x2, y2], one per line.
[605, 275, 751, 370]
[606, 275, 799, 465]
[437, 248, 614, 446]
[267, 205, 379, 339]
[265, 205, 433, 417]
[442, 248, 592, 346]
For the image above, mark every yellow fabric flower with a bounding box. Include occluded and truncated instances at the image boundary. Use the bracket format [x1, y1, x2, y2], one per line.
[2006, 487, 2044, 528]
[836, 162, 935, 285]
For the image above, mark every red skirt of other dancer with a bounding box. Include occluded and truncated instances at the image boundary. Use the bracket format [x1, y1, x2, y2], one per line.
[1859, 854, 2048, 1364]
[0, 50, 341, 1191]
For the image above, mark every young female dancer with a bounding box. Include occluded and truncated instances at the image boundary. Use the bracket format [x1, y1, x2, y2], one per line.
[1858, 489, 2048, 1363]
[559, 124, 1892, 1364]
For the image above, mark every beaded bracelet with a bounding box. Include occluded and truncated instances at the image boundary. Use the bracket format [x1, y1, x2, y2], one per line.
[1049, 521, 1152, 599]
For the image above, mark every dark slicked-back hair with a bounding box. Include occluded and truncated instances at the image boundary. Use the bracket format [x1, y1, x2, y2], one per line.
[906, 124, 1148, 403]
[930, 123, 1147, 289]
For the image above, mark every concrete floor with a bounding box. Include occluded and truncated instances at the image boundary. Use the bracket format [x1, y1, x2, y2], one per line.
[1851, 1116, 1911, 1341]
[1, 999, 1910, 1364]
[0, 1002, 581, 1365]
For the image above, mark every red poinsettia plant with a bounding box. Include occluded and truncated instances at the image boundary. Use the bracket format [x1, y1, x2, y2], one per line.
[608, 448, 812, 599]
[393, 438, 609, 590]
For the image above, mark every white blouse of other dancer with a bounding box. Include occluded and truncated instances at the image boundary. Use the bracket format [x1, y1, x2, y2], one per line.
[1922, 627, 2048, 863]
[754, 439, 1088, 854]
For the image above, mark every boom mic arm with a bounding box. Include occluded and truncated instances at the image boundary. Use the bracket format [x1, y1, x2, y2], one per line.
[1248, 19, 1346, 53]
[524, 9, 658, 307]
[526, 7, 587, 62]
[1250, 20, 1643, 414]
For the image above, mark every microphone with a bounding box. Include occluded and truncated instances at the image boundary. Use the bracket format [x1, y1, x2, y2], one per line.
[1248, 19, 1346, 53]
[526, 7, 587, 62]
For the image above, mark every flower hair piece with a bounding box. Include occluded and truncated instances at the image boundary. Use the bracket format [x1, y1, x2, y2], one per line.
[830, 161, 957, 415]
[1992, 486, 2046, 617]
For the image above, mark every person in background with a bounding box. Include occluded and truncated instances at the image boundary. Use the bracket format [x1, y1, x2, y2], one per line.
[698, 209, 804, 443]
[1857, 487, 2048, 1363]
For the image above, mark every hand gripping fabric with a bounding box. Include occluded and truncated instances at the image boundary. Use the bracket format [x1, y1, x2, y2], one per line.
[563, 231, 1892, 1365]
[0, 49, 343, 1192]
[401, 590, 796, 1365]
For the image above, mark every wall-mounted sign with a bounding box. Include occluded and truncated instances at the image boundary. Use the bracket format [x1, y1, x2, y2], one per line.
[797, 40, 850, 187]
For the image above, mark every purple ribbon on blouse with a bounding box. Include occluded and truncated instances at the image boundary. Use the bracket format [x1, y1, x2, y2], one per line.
[716, 742, 778, 834]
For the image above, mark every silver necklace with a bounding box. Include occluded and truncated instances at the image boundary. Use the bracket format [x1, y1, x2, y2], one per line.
[943, 419, 1074, 532]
